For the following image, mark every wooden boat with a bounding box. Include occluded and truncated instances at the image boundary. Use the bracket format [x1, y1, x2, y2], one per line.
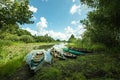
[50, 48, 66, 60]
[25, 50, 45, 72]
[63, 48, 84, 55]
[63, 52, 77, 59]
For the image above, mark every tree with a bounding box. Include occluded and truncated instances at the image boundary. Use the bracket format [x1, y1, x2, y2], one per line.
[34, 34, 55, 42]
[68, 34, 76, 43]
[20, 35, 35, 43]
[80, 0, 120, 47]
[17, 29, 32, 36]
[0, 0, 33, 28]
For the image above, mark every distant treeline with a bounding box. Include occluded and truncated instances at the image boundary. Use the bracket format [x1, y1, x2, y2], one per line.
[0, 24, 56, 43]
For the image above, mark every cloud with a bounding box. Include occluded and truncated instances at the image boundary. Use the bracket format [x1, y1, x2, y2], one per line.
[28, 5, 37, 13]
[37, 29, 48, 36]
[72, 0, 75, 2]
[71, 20, 79, 25]
[37, 17, 48, 30]
[22, 27, 38, 35]
[75, 25, 86, 38]
[70, 4, 80, 15]
[65, 26, 74, 34]
[48, 30, 67, 40]
[23, 17, 85, 41]
[36, 29, 67, 41]
[36, 25, 74, 41]
[23, 25, 85, 40]
[64, 25, 85, 39]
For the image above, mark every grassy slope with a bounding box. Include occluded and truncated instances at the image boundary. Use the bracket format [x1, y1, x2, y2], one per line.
[33, 53, 120, 80]
[0, 41, 56, 80]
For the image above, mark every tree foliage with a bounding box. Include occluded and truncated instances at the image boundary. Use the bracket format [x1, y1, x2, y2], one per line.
[0, 0, 33, 28]
[80, 0, 120, 47]
[68, 34, 76, 43]
[34, 34, 55, 42]
[20, 35, 35, 43]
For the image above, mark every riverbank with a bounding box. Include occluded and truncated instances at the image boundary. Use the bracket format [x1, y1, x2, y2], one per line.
[0, 41, 57, 80]
[32, 52, 120, 80]
[1, 41, 120, 80]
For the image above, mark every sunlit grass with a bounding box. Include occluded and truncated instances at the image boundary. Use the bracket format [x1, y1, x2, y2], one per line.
[0, 40, 56, 79]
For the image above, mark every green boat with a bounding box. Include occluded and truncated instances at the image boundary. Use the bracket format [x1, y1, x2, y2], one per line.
[63, 48, 84, 55]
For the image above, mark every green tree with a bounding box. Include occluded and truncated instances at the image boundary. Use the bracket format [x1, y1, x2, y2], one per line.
[80, 0, 120, 47]
[20, 35, 35, 43]
[34, 34, 55, 42]
[68, 34, 76, 43]
[0, 0, 33, 28]
[17, 29, 32, 36]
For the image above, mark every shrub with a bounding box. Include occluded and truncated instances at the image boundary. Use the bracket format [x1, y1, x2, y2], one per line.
[20, 35, 35, 43]
[91, 43, 107, 52]
[0, 33, 20, 41]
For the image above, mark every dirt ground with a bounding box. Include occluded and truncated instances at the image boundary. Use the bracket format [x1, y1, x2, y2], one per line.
[9, 64, 35, 80]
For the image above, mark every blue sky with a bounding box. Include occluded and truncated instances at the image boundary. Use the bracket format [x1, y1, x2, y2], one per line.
[21, 0, 91, 40]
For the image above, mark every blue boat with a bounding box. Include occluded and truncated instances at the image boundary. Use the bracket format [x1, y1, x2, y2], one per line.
[25, 50, 45, 72]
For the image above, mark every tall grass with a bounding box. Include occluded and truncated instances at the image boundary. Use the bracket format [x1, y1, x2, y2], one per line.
[0, 54, 25, 80]
[0, 41, 56, 80]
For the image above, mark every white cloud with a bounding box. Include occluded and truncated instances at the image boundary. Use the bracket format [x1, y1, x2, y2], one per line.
[70, 4, 80, 15]
[36, 25, 74, 41]
[72, 0, 75, 2]
[23, 16, 86, 41]
[22, 27, 38, 35]
[71, 21, 76, 25]
[75, 25, 86, 38]
[23, 25, 85, 40]
[28, 5, 37, 13]
[36, 29, 67, 41]
[37, 29, 48, 36]
[77, 25, 84, 30]
[48, 30, 67, 40]
[71, 20, 79, 25]
[64, 25, 85, 39]
[65, 26, 74, 34]
[37, 17, 48, 30]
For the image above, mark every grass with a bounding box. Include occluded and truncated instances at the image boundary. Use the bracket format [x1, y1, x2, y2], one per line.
[33, 53, 120, 80]
[0, 40, 56, 80]
[0, 40, 120, 80]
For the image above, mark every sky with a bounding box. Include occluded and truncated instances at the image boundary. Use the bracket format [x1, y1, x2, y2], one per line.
[21, 0, 91, 41]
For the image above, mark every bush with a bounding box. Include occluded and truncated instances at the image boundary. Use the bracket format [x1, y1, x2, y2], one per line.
[20, 35, 35, 43]
[91, 43, 107, 52]
[0, 33, 20, 41]
[0, 40, 13, 46]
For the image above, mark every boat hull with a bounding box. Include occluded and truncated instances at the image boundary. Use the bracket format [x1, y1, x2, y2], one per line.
[63, 52, 77, 59]
[63, 48, 84, 55]
[25, 50, 45, 72]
